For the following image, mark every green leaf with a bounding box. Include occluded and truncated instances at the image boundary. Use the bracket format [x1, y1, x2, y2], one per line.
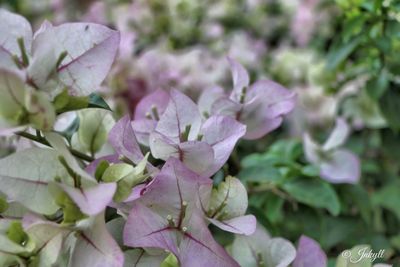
[264, 194, 284, 224]
[0, 196, 8, 213]
[75, 109, 114, 154]
[372, 181, 400, 220]
[282, 178, 340, 215]
[238, 161, 283, 183]
[95, 160, 110, 182]
[88, 93, 112, 111]
[379, 88, 400, 131]
[53, 188, 86, 224]
[53, 89, 89, 114]
[326, 36, 363, 70]
[301, 165, 320, 177]
[6, 221, 28, 246]
[161, 253, 179, 267]
[342, 185, 372, 224]
[366, 70, 389, 99]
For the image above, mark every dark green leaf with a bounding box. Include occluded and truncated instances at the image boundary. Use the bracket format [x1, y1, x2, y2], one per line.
[326, 36, 363, 70]
[282, 178, 341, 215]
[238, 161, 283, 183]
[366, 70, 389, 99]
[372, 181, 400, 220]
[88, 93, 112, 111]
[379, 88, 400, 131]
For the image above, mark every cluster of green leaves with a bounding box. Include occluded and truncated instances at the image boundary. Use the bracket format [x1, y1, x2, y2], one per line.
[237, 139, 399, 265]
[328, 0, 400, 131]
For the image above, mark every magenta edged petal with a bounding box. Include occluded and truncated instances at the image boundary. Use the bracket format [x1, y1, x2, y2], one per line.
[208, 215, 256, 235]
[71, 214, 124, 267]
[55, 24, 120, 95]
[139, 157, 212, 211]
[293, 235, 327, 267]
[320, 149, 360, 184]
[179, 211, 240, 267]
[134, 89, 170, 120]
[59, 183, 116, 216]
[201, 116, 246, 176]
[109, 115, 144, 164]
[155, 90, 202, 143]
[123, 203, 179, 255]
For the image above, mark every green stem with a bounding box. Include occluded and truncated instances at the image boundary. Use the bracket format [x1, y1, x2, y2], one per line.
[15, 131, 94, 162]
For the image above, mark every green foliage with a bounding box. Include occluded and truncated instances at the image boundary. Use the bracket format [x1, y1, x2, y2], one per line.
[6, 221, 28, 246]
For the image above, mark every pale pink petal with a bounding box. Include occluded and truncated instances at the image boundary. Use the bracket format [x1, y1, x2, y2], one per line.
[228, 58, 249, 100]
[134, 89, 170, 120]
[155, 90, 202, 143]
[178, 141, 215, 176]
[303, 133, 321, 164]
[0, 9, 32, 58]
[293, 235, 327, 267]
[322, 118, 350, 151]
[109, 115, 144, 164]
[31, 22, 120, 95]
[179, 211, 240, 267]
[320, 149, 360, 184]
[132, 119, 157, 146]
[149, 131, 179, 161]
[198, 86, 226, 117]
[201, 116, 246, 176]
[208, 215, 256, 235]
[71, 214, 124, 267]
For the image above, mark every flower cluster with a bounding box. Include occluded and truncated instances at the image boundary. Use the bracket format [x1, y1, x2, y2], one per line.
[0, 8, 315, 267]
[0, 1, 391, 266]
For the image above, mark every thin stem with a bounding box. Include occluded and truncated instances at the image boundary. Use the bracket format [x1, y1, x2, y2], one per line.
[16, 131, 94, 162]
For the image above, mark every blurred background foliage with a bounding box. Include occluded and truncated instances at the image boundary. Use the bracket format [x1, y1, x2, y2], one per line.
[1, 0, 400, 265]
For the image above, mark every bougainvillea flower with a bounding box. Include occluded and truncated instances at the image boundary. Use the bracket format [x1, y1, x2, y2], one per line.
[198, 58, 296, 140]
[124, 158, 239, 267]
[132, 89, 170, 146]
[108, 115, 158, 175]
[0, 8, 120, 96]
[206, 176, 256, 235]
[304, 118, 360, 184]
[109, 115, 145, 165]
[230, 223, 296, 267]
[293, 235, 327, 267]
[149, 89, 246, 177]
